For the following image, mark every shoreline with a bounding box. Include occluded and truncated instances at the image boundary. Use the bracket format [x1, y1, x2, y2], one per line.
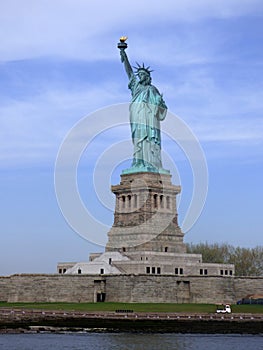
[0, 309, 262, 334]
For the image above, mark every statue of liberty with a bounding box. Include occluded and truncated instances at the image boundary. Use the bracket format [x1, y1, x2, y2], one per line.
[118, 37, 168, 174]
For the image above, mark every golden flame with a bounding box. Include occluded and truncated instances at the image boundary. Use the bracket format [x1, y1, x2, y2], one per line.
[120, 36, 128, 43]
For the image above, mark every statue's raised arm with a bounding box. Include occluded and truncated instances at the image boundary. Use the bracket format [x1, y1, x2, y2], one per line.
[117, 37, 169, 174]
[118, 37, 133, 79]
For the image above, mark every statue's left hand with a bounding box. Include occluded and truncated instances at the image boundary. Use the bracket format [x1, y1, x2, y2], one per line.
[157, 95, 167, 109]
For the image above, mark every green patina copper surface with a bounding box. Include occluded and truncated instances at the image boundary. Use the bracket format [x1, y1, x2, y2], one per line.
[118, 38, 169, 175]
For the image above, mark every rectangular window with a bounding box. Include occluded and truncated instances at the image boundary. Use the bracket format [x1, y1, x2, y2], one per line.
[100, 268, 104, 274]
[59, 268, 62, 274]
[157, 267, 161, 274]
[229, 270, 233, 276]
[175, 268, 179, 275]
[152, 267, 156, 274]
[180, 268, 183, 275]
[204, 269, 208, 275]
[225, 270, 228, 275]
[220, 270, 224, 275]
[200, 269, 203, 275]
[146, 267, 150, 274]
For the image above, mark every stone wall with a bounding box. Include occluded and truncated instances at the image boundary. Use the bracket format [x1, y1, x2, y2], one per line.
[105, 275, 191, 303]
[0, 274, 262, 304]
[0, 276, 10, 302]
[2, 275, 98, 303]
[233, 277, 263, 301]
[107, 172, 185, 253]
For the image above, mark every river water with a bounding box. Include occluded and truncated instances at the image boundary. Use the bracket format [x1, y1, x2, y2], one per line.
[0, 333, 262, 350]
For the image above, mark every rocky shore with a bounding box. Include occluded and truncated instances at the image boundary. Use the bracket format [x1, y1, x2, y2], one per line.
[0, 308, 262, 334]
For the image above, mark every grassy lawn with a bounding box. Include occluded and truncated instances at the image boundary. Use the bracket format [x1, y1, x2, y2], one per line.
[0, 302, 262, 314]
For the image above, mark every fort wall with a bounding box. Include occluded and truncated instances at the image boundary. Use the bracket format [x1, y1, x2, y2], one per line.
[0, 274, 262, 304]
[0, 276, 10, 302]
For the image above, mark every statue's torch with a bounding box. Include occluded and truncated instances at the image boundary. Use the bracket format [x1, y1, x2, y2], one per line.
[117, 36, 128, 50]
[118, 36, 128, 62]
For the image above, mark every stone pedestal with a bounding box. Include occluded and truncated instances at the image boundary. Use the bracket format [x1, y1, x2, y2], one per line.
[106, 172, 186, 253]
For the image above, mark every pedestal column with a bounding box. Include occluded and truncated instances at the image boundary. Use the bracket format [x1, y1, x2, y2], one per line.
[106, 172, 186, 253]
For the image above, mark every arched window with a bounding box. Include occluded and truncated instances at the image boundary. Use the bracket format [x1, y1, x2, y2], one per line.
[134, 194, 137, 208]
[160, 195, 164, 208]
[122, 196, 125, 209]
[166, 196, 170, 209]
[128, 195, 131, 208]
[154, 194, 158, 208]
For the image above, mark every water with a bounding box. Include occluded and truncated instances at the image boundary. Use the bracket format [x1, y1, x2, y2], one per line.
[0, 333, 262, 350]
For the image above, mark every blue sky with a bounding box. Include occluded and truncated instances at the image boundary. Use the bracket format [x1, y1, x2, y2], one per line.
[0, 0, 263, 275]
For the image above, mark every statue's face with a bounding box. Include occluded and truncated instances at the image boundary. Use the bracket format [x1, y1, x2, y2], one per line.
[138, 70, 150, 85]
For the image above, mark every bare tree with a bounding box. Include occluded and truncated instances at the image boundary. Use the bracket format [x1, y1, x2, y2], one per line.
[186, 242, 263, 276]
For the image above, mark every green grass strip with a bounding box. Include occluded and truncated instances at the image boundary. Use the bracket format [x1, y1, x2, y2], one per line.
[0, 302, 262, 313]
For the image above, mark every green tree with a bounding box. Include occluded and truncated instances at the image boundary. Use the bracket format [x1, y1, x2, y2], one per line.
[186, 242, 263, 276]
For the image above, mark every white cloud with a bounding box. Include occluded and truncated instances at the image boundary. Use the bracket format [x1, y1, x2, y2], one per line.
[0, 0, 262, 61]
[0, 0, 262, 167]
[0, 82, 127, 167]
[1, 80, 262, 170]
[161, 66, 263, 145]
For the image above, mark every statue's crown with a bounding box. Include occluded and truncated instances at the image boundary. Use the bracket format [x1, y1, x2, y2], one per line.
[133, 62, 153, 75]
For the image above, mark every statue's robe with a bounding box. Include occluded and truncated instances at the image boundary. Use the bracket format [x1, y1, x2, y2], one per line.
[128, 75, 167, 170]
